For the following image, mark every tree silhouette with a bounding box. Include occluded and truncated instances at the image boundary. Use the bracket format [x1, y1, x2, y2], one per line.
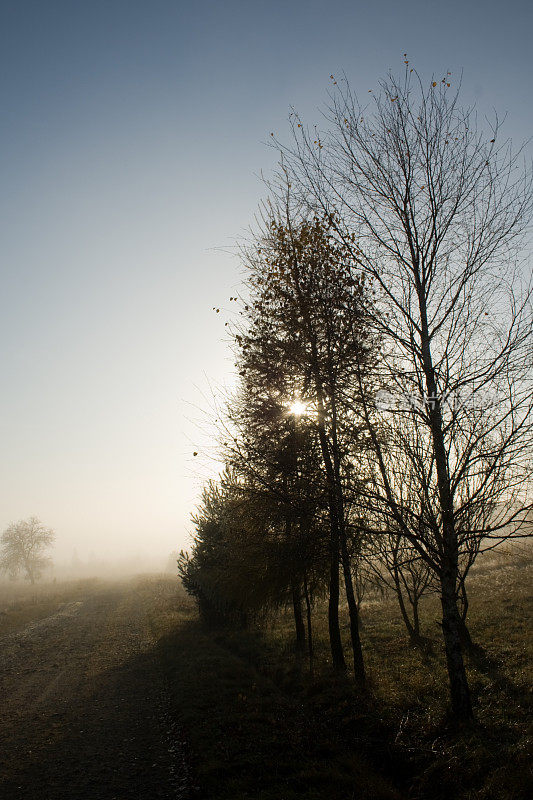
[275, 68, 532, 720]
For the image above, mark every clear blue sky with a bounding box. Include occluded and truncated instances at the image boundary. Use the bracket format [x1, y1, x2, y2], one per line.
[1, 0, 531, 564]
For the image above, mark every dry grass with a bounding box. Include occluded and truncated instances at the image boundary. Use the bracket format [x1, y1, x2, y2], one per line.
[1, 553, 529, 799]
[155, 546, 532, 799]
[0, 578, 104, 636]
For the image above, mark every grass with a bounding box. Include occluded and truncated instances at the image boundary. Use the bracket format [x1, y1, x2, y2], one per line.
[1, 558, 529, 798]
[153, 546, 532, 800]
[0, 578, 102, 636]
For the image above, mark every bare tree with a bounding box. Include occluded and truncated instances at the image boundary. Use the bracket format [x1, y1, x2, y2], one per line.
[1, 517, 55, 584]
[276, 68, 533, 720]
[366, 531, 435, 645]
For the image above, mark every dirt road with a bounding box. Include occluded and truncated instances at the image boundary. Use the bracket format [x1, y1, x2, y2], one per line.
[0, 579, 189, 800]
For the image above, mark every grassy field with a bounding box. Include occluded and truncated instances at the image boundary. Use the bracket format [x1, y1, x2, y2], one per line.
[0, 578, 103, 636]
[152, 546, 532, 800]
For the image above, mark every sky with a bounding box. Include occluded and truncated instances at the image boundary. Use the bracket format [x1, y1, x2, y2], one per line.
[1, 0, 532, 566]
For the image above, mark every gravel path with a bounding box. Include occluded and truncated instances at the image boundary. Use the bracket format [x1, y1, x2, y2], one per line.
[0, 580, 189, 800]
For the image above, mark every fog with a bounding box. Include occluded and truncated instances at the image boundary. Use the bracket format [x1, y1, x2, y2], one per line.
[1, 0, 531, 570]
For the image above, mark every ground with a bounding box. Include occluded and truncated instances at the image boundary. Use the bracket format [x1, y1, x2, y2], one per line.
[0, 549, 531, 800]
[154, 547, 532, 800]
[0, 577, 190, 800]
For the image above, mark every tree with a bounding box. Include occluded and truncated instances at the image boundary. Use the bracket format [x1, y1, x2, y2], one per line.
[1, 517, 55, 583]
[276, 67, 532, 720]
[234, 212, 375, 680]
[178, 474, 253, 628]
[221, 383, 330, 659]
[366, 531, 435, 645]
[178, 465, 325, 634]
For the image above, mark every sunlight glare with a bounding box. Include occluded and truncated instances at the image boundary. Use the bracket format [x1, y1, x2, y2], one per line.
[288, 400, 307, 417]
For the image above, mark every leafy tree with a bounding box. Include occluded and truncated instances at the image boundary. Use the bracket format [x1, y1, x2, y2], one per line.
[221, 377, 331, 660]
[178, 466, 325, 636]
[234, 212, 376, 679]
[178, 474, 251, 627]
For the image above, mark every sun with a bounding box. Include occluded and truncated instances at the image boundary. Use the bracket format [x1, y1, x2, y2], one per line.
[288, 399, 307, 417]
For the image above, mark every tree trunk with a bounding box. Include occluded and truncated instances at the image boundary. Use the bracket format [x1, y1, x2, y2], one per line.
[285, 513, 306, 658]
[329, 391, 365, 681]
[418, 288, 473, 721]
[393, 573, 416, 641]
[303, 574, 314, 674]
[316, 417, 346, 673]
[291, 582, 306, 655]
[412, 595, 420, 639]
[457, 614, 475, 652]
[440, 569, 473, 721]
[328, 525, 346, 673]
[340, 534, 365, 682]
[457, 581, 475, 651]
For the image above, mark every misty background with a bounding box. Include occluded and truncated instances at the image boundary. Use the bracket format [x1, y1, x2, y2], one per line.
[1, 0, 531, 570]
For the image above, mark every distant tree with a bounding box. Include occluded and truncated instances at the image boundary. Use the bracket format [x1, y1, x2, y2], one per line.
[0, 517, 55, 584]
[365, 531, 435, 645]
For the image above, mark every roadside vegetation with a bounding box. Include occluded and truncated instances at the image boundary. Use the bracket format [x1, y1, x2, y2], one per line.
[157, 546, 532, 799]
